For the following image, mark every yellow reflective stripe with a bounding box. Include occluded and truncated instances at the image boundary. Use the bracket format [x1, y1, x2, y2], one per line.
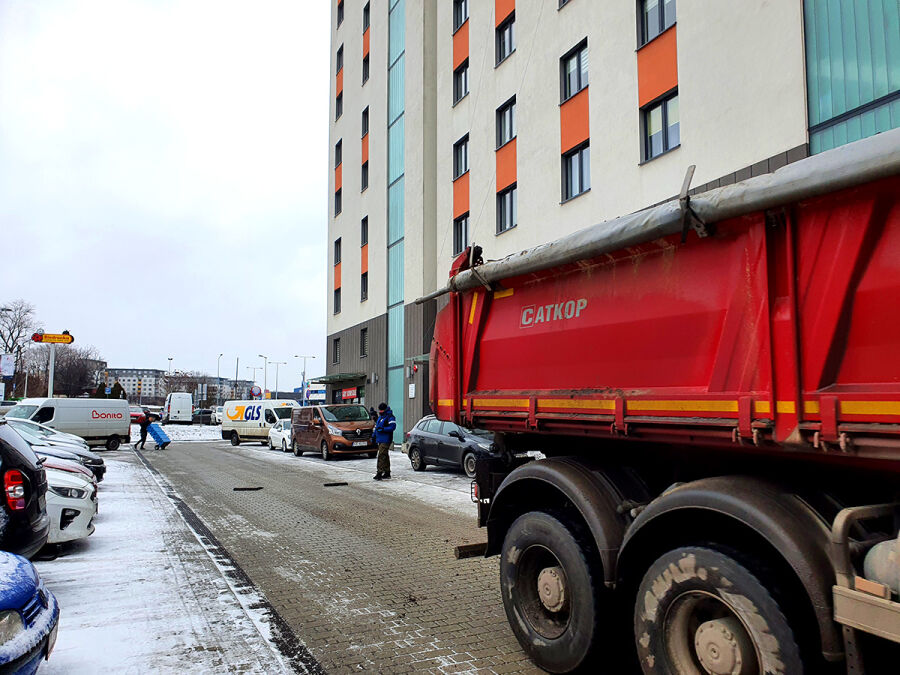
[437, 399, 454, 407]
[776, 401, 796, 414]
[472, 398, 529, 408]
[627, 400, 739, 413]
[753, 401, 771, 414]
[804, 401, 820, 414]
[468, 292, 478, 324]
[538, 399, 615, 411]
[841, 401, 900, 416]
[493, 288, 514, 299]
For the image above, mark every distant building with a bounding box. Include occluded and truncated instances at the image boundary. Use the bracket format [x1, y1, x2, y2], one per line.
[106, 368, 166, 402]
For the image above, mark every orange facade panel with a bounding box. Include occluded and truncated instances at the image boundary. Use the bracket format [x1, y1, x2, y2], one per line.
[453, 172, 469, 220]
[335, 163, 342, 190]
[334, 261, 342, 289]
[336, 68, 343, 95]
[361, 134, 369, 164]
[363, 27, 370, 57]
[495, 0, 514, 26]
[637, 26, 678, 107]
[496, 138, 517, 191]
[453, 20, 468, 71]
[361, 244, 368, 274]
[560, 86, 590, 154]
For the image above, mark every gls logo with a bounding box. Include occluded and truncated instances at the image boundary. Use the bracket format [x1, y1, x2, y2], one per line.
[226, 405, 262, 421]
[520, 298, 588, 328]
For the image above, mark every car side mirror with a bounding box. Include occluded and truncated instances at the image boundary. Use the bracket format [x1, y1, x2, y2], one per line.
[449, 430, 462, 440]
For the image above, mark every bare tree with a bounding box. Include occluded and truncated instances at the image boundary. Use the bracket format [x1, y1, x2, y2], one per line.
[0, 300, 35, 356]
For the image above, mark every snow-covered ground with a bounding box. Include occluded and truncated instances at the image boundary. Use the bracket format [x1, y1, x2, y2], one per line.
[129, 422, 222, 443]
[34, 451, 293, 673]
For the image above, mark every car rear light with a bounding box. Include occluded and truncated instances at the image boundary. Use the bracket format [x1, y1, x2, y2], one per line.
[405, 432, 410, 440]
[4, 470, 26, 511]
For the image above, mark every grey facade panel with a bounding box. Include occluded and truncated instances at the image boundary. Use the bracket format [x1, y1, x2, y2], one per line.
[402, 300, 436, 432]
[324, 313, 388, 407]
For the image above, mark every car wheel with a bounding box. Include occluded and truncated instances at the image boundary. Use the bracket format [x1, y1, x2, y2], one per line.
[462, 451, 477, 478]
[268, 438, 274, 450]
[321, 440, 332, 461]
[230, 431, 240, 446]
[106, 437, 121, 451]
[409, 447, 426, 471]
[292, 440, 303, 457]
[282, 440, 288, 452]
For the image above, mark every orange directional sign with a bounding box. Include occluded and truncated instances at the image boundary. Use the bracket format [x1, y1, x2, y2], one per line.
[31, 332, 74, 344]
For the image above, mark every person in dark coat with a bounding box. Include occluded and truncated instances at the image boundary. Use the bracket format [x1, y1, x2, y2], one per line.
[372, 402, 396, 480]
[369, 406, 378, 421]
[134, 410, 153, 450]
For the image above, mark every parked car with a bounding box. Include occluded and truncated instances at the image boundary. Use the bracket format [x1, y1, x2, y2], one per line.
[0, 421, 50, 559]
[212, 406, 224, 425]
[191, 408, 213, 425]
[5, 418, 90, 450]
[8, 423, 106, 482]
[290, 404, 376, 460]
[5, 397, 130, 450]
[0, 400, 17, 417]
[162, 393, 192, 424]
[39, 456, 97, 487]
[44, 467, 97, 545]
[405, 415, 494, 478]
[267, 420, 292, 452]
[0, 551, 59, 671]
[129, 406, 146, 423]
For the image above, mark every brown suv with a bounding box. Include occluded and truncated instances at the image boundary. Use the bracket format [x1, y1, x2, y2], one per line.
[290, 404, 377, 460]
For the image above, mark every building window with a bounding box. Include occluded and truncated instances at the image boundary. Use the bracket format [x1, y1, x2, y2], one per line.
[453, 134, 469, 179]
[335, 92, 343, 120]
[453, 0, 468, 31]
[640, 0, 675, 46]
[361, 162, 369, 191]
[336, 45, 344, 73]
[360, 273, 368, 302]
[563, 143, 590, 200]
[643, 92, 679, 160]
[360, 327, 368, 356]
[497, 184, 517, 234]
[362, 107, 369, 136]
[334, 237, 342, 264]
[337, 0, 344, 27]
[333, 338, 341, 363]
[561, 41, 588, 102]
[453, 61, 469, 104]
[335, 189, 342, 215]
[335, 139, 342, 168]
[496, 97, 516, 148]
[361, 216, 368, 245]
[363, 2, 370, 31]
[496, 14, 515, 65]
[362, 55, 370, 84]
[559, 0, 572, 7]
[453, 213, 469, 255]
[333, 288, 342, 315]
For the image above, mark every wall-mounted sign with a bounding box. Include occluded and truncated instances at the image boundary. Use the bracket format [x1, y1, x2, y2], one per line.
[342, 387, 357, 400]
[0, 354, 14, 378]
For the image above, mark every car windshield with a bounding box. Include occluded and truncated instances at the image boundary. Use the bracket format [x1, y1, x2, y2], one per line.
[321, 405, 370, 422]
[7, 420, 53, 438]
[4, 405, 37, 419]
[10, 424, 44, 445]
[274, 407, 293, 420]
[283, 421, 292, 429]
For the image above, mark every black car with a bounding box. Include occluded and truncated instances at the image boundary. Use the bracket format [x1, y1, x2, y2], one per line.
[405, 415, 494, 478]
[0, 421, 50, 559]
[192, 409, 213, 425]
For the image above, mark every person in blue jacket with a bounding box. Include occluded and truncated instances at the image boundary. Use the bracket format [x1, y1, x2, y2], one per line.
[373, 402, 395, 480]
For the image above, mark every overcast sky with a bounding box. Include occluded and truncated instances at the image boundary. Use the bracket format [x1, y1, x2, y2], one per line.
[0, 0, 329, 392]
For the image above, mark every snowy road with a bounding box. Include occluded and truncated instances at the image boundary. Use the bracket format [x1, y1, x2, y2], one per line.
[144, 441, 542, 674]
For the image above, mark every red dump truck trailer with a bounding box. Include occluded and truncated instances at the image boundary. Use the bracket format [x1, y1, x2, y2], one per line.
[426, 128, 900, 674]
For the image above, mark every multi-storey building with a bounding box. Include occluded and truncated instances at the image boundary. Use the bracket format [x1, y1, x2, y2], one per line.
[327, 0, 900, 440]
[106, 368, 166, 402]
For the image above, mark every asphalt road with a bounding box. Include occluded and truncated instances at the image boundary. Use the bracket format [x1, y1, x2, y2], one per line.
[144, 441, 542, 674]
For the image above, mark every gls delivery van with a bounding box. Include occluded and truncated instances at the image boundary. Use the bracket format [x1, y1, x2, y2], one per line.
[221, 399, 298, 446]
[163, 392, 192, 424]
[6, 398, 131, 450]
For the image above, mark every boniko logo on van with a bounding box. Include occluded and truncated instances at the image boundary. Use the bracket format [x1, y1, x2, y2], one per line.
[520, 298, 588, 328]
[91, 410, 123, 419]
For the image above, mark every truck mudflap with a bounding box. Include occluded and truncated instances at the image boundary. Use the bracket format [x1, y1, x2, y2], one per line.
[473, 453, 529, 528]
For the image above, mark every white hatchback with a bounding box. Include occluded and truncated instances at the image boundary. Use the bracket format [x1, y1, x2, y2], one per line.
[267, 420, 292, 452]
[45, 468, 98, 545]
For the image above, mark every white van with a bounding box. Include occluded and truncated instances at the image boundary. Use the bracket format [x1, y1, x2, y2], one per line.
[221, 399, 298, 445]
[163, 392, 193, 424]
[5, 398, 130, 450]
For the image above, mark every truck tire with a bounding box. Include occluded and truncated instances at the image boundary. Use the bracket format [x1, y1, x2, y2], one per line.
[409, 447, 426, 471]
[462, 451, 476, 478]
[500, 511, 606, 673]
[321, 440, 332, 461]
[633, 546, 803, 675]
[230, 431, 240, 446]
[292, 440, 303, 457]
[106, 437, 120, 451]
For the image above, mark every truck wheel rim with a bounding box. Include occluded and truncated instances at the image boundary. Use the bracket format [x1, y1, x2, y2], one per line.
[664, 591, 760, 675]
[516, 545, 570, 640]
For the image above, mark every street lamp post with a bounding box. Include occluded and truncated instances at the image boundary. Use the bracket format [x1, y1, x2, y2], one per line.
[258, 354, 268, 396]
[168, 357, 173, 375]
[246, 366, 261, 389]
[294, 355, 316, 405]
[270, 361, 286, 399]
[216, 353, 223, 406]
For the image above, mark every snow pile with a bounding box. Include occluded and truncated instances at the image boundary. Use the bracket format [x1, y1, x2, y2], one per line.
[129, 423, 222, 443]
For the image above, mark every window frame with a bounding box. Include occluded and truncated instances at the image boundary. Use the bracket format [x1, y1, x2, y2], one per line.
[361, 216, 368, 246]
[496, 96, 516, 149]
[333, 288, 342, 315]
[337, 0, 344, 27]
[453, 134, 469, 179]
[360, 327, 368, 356]
[453, 0, 468, 32]
[335, 188, 342, 216]
[336, 45, 344, 74]
[453, 212, 469, 256]
[335, 92, 343, 120]
[496, 184, 517, 235]
[361, 161, 369, 191]
[562, 142, 591, 201]
[453, 60, 469, 104]
[495, 13, 516, 66]
[360, 272, 369, 303]
[362, 54, 370, 84]
[335, 139, 342, 168]
[334, 238, 342, 265]
[333, 338, 341, 363]
[361, 107, 369, 136]
[638, 0, 676, 48]
[363, 2, 370, 31]
[560, 40, 589, 103]
[641, 90, 680, 162]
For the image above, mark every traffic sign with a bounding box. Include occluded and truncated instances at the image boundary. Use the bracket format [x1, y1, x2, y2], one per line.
[31, 332, 74, 344]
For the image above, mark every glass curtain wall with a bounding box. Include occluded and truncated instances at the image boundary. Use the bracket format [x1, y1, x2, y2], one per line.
[386, 0, 406, 441]
[805, 0, 900, 153]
